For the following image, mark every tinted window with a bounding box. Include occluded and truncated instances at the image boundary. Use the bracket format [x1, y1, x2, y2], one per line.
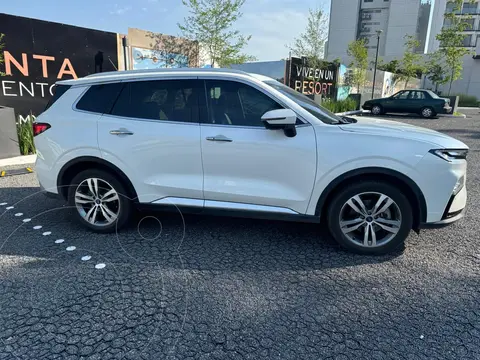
[393, 91, 410, 100]
[45, 85, 71, 111]
[110, 80, 199, 123]
[77, 83, 124, 114]
[412, 91, 426, 100]
[205, 80, 282, 127]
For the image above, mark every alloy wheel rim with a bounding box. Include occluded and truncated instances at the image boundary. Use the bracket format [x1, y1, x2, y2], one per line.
[74, 178, 120, 226]
[372, 106, 381, 115]
[423, 108, 432, 117]
[339, 192, 402, 248]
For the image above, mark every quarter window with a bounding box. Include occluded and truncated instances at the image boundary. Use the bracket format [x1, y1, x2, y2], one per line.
[110, 80, 200, 123]
[204, 80, 283, 127]
[76, 83, 123, 114]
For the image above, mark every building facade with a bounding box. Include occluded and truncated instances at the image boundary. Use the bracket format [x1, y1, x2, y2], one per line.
[326, 0, 480, 98]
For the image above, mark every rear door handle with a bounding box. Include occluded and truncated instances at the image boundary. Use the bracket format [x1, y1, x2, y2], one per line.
[110, 129, 134, 136]
[206, 135, 233, 142]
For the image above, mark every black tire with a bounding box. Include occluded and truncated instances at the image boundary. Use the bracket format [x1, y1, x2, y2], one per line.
[327, 181, 413, 255]
[68, 169, 132, 233]
[420, 106, 435, 119]
[371, 104, 383, 116]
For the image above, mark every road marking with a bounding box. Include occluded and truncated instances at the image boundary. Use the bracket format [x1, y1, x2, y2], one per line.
[6, 206, 14, 210]
[55, 239, 65, 244]
[15, 213, 23, 217]
[81, 256, 92, 261]
[0, 202, 7, 206]
[33, 225, 42, 230]
[23, 218, 31, 223]
[95, 263, 106, 269]
[42, 231, 52, 236]
[66, 246, 76, 251]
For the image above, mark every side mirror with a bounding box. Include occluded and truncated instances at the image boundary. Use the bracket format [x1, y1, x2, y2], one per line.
[261, 109, 297, 137]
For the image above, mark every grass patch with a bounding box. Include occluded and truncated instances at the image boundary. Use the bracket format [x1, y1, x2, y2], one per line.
[16, 116, 36, 155]
[321, 98, 358, 114]
[451, 94, 479, 107]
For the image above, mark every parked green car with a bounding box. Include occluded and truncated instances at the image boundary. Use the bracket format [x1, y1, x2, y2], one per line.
[362, 89, 452, 118]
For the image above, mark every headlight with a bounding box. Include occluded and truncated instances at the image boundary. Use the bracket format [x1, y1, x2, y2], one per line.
[429, 149, 468, 162]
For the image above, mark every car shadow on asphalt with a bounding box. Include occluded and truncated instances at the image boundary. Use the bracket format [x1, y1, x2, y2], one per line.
[0, 186, 403, 274]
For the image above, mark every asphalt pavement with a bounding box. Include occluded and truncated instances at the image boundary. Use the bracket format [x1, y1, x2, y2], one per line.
[0, 114, 479, 359]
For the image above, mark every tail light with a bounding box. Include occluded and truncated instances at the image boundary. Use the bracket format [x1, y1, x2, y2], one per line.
[32, 122, 51, 137]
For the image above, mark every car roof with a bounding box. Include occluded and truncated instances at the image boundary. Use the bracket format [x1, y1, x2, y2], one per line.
[57, 68, 270, 87]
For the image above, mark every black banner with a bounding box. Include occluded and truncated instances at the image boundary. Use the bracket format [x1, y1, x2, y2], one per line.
[0, 13, 118, 119]
[286, 57, 338, 99]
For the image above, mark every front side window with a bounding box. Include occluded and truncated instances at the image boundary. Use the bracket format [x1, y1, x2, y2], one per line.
[110, 80, 200, 123]
[393, 91, 410, 100]
[76, 83, 124, 114]
[204, 80, 283, 127]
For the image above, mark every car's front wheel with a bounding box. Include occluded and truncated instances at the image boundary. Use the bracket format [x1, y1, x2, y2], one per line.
[371, 105, 383, 116]
[327, 181, 413, 255]
[68, 169, 132, 233]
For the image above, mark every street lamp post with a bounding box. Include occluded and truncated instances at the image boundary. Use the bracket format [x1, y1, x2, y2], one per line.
[371, 30, 382, 99]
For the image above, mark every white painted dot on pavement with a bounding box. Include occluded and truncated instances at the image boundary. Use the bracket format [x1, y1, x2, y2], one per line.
[6, 206, 14, 210]
[23, 218, 31, 223]
[42, 231, 52, 236]
[81, 255, 91, 261]
[0, 203, 7, 206]
[420, 335, 424, 339]
[15, 213, 23, 217]
[33, 225, 42, 230]
[55, 239, 64, 244]
[66, 246, 76, 251]
[95, 263, 106, 269]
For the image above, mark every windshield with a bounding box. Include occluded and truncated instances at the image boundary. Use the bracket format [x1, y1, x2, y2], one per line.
[263, 80, 343, 125]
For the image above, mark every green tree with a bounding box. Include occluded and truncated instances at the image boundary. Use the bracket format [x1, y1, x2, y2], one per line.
[425, 51, 448, 93]
[0, 34, 5, 76]
[436, 0, 475, 95]
[378, 59, 399, 73]
[397, 35, 425, 88]
[288, 8, 328, 69]
[178, 0, 256, 67]
[346, 38, 368, 92]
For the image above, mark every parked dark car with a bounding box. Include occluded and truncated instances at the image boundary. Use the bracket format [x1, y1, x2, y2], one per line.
[362, 89, 452, 118]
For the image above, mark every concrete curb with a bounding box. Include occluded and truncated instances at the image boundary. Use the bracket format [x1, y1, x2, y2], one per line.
[335, 110, 366, 116]
[0, 154, 36, 167]
[438, 113, 467, 119]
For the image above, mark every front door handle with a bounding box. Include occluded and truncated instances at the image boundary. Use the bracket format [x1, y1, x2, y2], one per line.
[206, 135, 233, 142]
[110, 129, 134, 136]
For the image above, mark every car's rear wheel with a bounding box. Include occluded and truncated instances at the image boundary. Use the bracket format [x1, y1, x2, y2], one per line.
[327, 181, 412, 255]
[68, 169, 132, 233]
[421, 106, 435, 118]
[371, 105, 383, 115]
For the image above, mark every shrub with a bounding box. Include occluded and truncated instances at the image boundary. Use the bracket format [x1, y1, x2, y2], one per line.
[451, 93, 479, 107]
[16, 116, 36, 155]
[321, 98, 358, 113]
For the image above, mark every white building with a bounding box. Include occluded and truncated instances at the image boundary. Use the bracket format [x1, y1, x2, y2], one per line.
[326, 0, 480, 97]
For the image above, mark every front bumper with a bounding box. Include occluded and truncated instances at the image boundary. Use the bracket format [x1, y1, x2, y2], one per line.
[420, 185, 466, 228]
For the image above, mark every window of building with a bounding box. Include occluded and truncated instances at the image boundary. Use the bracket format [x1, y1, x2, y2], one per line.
[110, 80, 200, 123]
[364, 0, 373, 2]
[463, 34, 473, 47]
[204, 80, 283, 127]
[462, 1, 478, 14]
[76, 83, 123, 114]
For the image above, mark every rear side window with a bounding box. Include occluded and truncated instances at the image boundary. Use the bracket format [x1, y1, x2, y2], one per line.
[110, 80, 200, 123]
[76, 83, 124, 114]
[45, 85, 71, 111]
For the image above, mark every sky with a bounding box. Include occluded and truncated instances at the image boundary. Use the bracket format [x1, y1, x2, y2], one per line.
[1, 0, 329, 62]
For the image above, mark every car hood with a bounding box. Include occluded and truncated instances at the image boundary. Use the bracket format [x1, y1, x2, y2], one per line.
[339, 116, 468, 148]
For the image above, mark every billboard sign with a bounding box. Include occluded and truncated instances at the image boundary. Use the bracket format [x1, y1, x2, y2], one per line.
[286, 57, 338, 99]
[0, 13, 118, 120]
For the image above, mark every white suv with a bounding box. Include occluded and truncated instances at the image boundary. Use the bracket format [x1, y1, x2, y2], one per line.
[33, 68, 468, 254]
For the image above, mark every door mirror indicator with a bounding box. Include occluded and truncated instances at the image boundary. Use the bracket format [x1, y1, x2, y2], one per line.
[261, 109, 297, 137]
